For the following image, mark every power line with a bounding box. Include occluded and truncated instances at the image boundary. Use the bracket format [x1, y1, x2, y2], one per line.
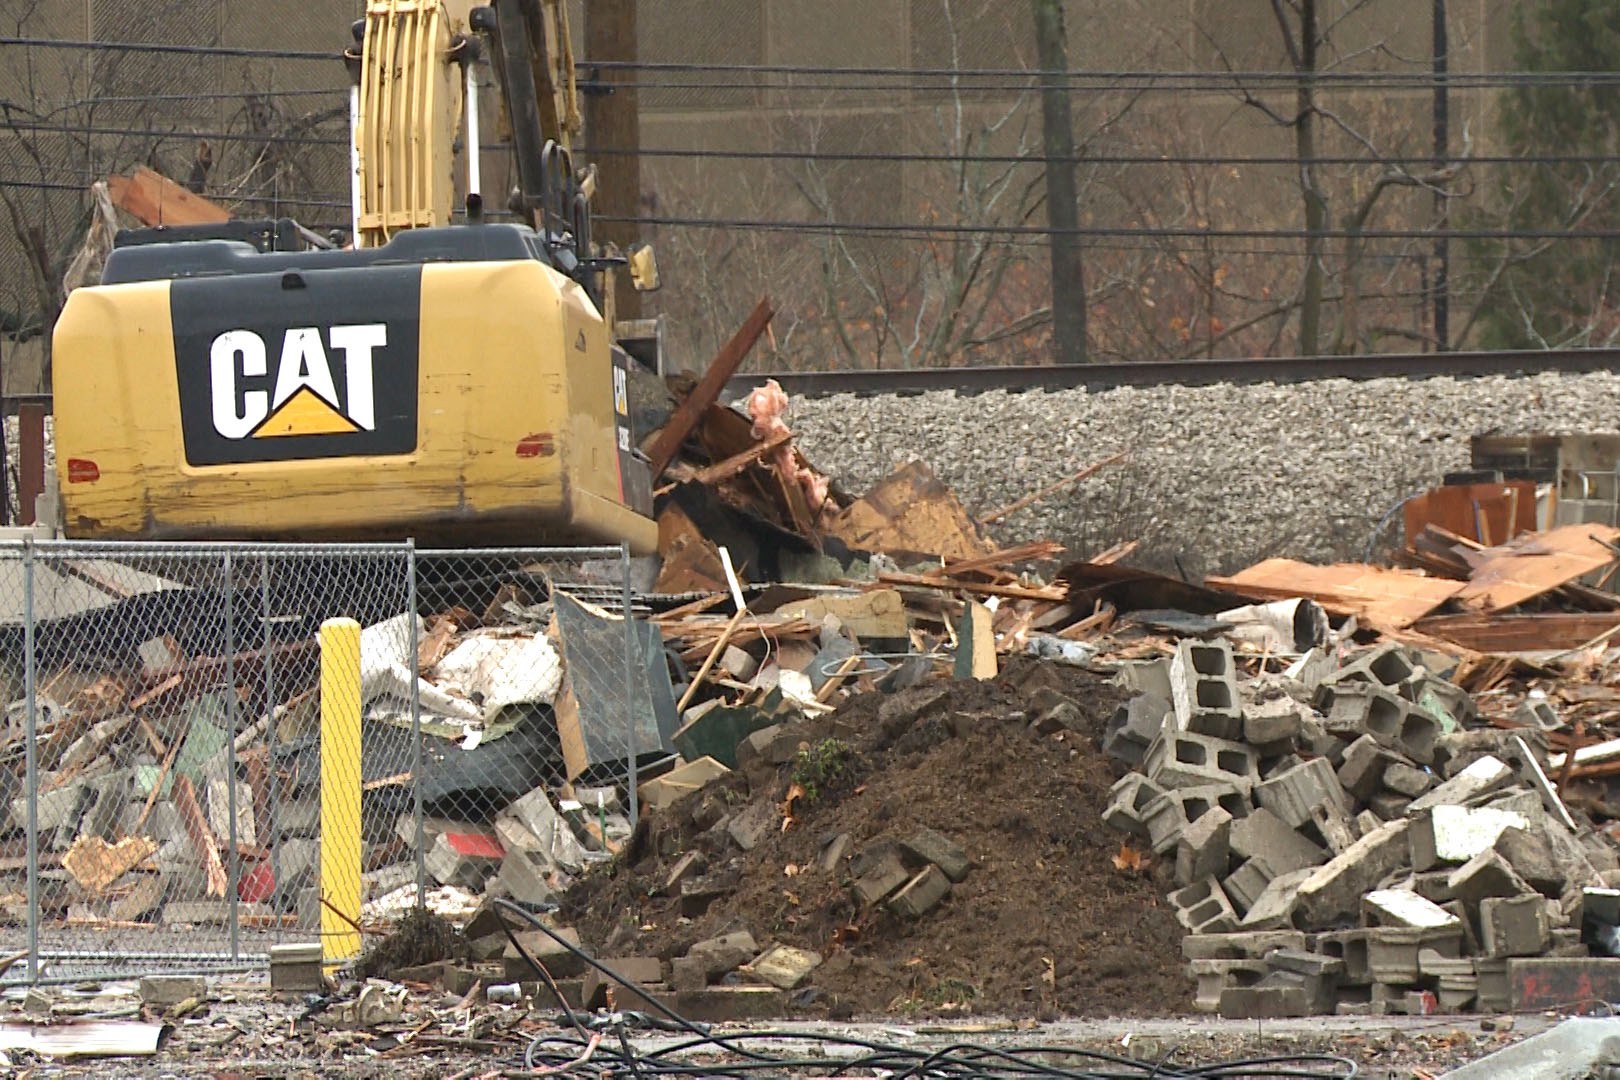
[603, 213, 1620, 243]
[0, 37, 335, 61]
[582, 145, 1620, 169]
[582, 59, 1620, 85]
[6, 38, 1620, 89]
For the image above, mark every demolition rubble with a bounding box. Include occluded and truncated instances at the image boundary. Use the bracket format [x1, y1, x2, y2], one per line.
[15, 344, 1620, 1041]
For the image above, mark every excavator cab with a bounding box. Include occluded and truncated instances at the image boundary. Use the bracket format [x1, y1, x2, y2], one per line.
[50, 0, 659, 553]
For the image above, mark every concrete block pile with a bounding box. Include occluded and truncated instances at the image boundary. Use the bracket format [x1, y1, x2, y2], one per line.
[1103, 638, 1620, 1017]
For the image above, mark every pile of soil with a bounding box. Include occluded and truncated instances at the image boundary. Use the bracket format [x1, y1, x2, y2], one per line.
[562, 658, 1194, 1019]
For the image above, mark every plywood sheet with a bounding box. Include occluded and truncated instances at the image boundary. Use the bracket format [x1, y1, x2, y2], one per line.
[1207, 559, 1462, 629]
[1453, 523, 1620, 613]
[824, 460, 994, 561]
[1403, 482, 1538, 547]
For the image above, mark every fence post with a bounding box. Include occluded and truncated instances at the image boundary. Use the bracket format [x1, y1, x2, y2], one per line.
[260, 555, 282, 933]
[320, 617, 363, 966]
[621, 543, 638, 826]
[407, 542, 426, 907]
[223, 552, 241, 962]
[22, 540, 37, 984]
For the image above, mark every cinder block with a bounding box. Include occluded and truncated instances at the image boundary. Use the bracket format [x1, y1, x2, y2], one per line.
[1409, 805, 1528, 871]
[1141, 784, 1249, 856]
[1383, 761, 1436, 798]
[1144, 730, 1258, 793]
[1314, 928, 1371, 985]
[1368, 924, 1464, 985]
[1481, 894, 1550, 958]
[1447, 849, 1534, 915]
[1239, 866, 1316, 930]
[1170, 639, 1244, 741]
[1223, 857, 1275, 915]
[1363, 888, 1462, 930]
[1294, 819, 1413, 927]
[1243, 694, 1305, 746]
[1175, 806, 1233, 887]
[1254, 757, 1348, 829]
[1323, 643, 1423, 695]
[1102, 773, 1165, 838]
[1218, 983, 1309, 1018]
[1337, 735, 1392, 802]
[1188, 957, 1266, 1013]
[1181, 930, 1307, 960]
[1232, 804, 1330, 870]
[1493, 823, 1567, 894]
[1103, 694, 1171, 767]
[1512, 698, 1561, 731]
[1408, 755, 1514, 814]
[1262, 954, 1341, 1014]
[1170, 877, 1240, 934]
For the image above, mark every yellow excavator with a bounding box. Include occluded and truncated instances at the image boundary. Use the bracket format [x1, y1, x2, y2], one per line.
[50, 0, 659, 553]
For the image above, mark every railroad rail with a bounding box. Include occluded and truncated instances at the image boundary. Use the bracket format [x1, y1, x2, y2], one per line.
[722, 347, 1620, 399]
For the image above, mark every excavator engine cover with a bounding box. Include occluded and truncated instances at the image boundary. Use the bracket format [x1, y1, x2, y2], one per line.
[53, 224, 656, 553]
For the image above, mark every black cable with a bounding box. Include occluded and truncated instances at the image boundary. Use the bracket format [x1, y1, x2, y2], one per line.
[0, 36, 334, 60]
[601, 213, 1620, 242]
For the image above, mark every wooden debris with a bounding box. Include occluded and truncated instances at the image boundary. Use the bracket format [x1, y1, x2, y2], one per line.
[647, 298, 774, 478]
[1207, 559, 1462, 629]
[62, 835, 158, 895]
[107, 166, 229, 226]
[826, 461, 995, 562]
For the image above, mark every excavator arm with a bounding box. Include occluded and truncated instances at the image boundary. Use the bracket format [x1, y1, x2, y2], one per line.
[346, 0, 581, 247]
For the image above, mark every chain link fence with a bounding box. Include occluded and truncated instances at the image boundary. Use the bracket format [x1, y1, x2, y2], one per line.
[0, 540, 655, 984]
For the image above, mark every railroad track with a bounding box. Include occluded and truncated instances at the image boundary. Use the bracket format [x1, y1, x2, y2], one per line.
[723, 347, 1620, 399]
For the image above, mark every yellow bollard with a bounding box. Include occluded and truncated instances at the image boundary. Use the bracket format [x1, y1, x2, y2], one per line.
[319, 617, 363, 968]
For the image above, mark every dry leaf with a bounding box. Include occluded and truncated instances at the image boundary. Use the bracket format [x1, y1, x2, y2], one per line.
[1111, 843, 1146, 873]
[784, 863, 800, 877]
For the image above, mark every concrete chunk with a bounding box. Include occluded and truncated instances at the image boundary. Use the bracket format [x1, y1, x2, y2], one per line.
[1141, 784, 1249, 855]
[1438, 1016, 1620, 1080]
[1243, 694, 1306, 746]
[1482, 894, 1551, 958]
[1174, 806, 1233, 888]
[1255, 757, 1348, 829]
[1494, 824, 1566, 894]
[888, 865, 952, 918]
[1337, 735, 1392, 802]
[686, 931, 759, 980]
[1181, 930, 1307, 960]
[1383, 761, 1436, 798]
[1218, 983, 1309, 1018]
[139, 974, 205, 1007]
[1229, 807, 1327, 874]
[1407, 755, 1514, 814]
[1363, 889, 1461, 930]
[1239, 866, 1316, 930]
[898, 828, 969, 883]
[1104, 693, 1171, 767]
[1448, 849, 1534, 913]
[746, 944, 822, 990]
[1409, 805, 1528, 871]
[1295, 819, 1413, 927]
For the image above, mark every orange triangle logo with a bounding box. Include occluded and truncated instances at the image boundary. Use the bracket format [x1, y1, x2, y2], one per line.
[251, 386, 359, 438]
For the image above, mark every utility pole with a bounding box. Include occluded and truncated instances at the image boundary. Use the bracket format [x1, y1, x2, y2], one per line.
[1432, 0, 1449, 351]
[1031, 0, 1086, 364]
[584, 0, 641, 319]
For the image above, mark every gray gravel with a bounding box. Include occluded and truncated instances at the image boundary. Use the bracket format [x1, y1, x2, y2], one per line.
[788, 371, 1620, 577]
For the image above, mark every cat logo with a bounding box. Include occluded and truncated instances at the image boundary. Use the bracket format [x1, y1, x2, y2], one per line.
[209, 324, 385, 440]
[172, 265, 420, 466]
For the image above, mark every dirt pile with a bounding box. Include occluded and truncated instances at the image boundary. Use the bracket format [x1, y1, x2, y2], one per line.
[562, 658, 1192, 1019]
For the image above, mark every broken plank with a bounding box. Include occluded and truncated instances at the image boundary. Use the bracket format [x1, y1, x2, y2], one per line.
[1454, 524, 1620, 613]
[877, 572, 1066, 603]
[646, 298, 773, 478]
[921, 540, 1067, 581]
[172, 775, 228, 898]
[1413, 612, 1620, 653]
[107, 166, 229, 226]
